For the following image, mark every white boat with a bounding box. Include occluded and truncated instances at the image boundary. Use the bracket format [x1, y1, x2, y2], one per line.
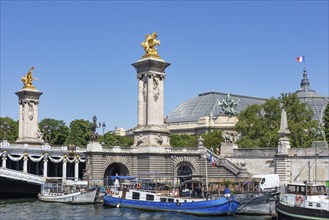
[276, 182, 329, 220]
[38, 178, 98, 204]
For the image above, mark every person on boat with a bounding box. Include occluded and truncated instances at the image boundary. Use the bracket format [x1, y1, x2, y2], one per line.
[224, 187, 231, 197]
[114, 178, 120, 193]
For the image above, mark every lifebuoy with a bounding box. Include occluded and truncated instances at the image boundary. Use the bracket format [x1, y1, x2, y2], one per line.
[136, 183, 142, 189]
[295, 195, 304, 205]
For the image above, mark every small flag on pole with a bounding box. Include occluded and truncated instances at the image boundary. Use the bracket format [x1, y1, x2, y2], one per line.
[209, 153, 216, 166]
[297, 56, 305, 63]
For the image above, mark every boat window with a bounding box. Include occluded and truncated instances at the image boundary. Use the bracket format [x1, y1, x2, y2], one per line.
[287, 185, 296, 193]
[316, 203, 321, 208]
[318, 186, 326, 195]
[184, 200, 187, 202]
[132, 192, 140, 200]
[298, 186, 305, 194]
[146, 194, 154, 201]
[160, 198, 166, 202]
[308, 202, 313, 207]
[168, 198, 174, 202]
[310, 186, 319, 195]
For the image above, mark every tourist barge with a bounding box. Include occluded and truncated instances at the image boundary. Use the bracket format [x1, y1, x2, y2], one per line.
[103, 176, 239, 216]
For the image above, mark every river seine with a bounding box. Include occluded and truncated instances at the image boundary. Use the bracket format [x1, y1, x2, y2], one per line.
[0, 198, 272, 220]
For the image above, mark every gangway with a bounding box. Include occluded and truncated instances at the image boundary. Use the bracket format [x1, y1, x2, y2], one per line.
[0, 167, 45, 185]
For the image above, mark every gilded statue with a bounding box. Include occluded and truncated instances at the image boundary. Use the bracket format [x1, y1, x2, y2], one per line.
[141, 32, 161, 58]
[21, 66, 38, 89]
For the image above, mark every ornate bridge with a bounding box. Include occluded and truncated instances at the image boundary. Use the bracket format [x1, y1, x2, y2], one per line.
[0, 167, 45, 185]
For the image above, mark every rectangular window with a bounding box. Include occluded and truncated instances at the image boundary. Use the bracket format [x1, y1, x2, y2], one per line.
[168, 198, 174, 202]
[160, 198, 166, 202]
[146, 194, 154, 201]
[132, 192, 140, 200]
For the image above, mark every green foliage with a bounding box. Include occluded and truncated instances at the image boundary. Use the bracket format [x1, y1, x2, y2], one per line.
[170, 134, 198, 148]
[202, 130, 223, 150]
[236, 93, 318, 148]
[0, 117, 18, 143]
[323, 104, 329, 143]
[39, 118, 69, 145]
[65, 119, 92, 147]
[100, 132, 133, 147]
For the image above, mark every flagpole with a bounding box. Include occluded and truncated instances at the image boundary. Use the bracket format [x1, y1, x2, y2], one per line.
[205, 150, 209, 192]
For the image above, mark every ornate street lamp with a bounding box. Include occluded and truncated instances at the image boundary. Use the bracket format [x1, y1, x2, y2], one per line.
[91, 115, 105, 142]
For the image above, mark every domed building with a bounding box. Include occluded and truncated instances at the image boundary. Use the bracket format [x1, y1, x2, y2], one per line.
[166, 92, 266, 139]
[165, 68, 328, 137]
[295, 68, 329, 124]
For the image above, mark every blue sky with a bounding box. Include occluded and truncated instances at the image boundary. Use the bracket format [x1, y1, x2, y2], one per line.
[1, 1, 328, 132]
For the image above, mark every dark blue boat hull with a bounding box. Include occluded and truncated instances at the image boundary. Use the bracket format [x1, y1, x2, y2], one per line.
[103, 195, 239, 216]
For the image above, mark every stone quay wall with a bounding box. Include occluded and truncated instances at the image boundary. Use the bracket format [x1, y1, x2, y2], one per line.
[222, 142, 329, 185]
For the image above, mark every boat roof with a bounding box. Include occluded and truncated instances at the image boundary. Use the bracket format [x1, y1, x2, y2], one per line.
[287, 182, 325, 187]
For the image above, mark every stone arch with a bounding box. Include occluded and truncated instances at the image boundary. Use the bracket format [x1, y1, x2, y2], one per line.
[173, 156, 200, 184]
[102, 155, 131, 177]
[173, 156, 199, 173]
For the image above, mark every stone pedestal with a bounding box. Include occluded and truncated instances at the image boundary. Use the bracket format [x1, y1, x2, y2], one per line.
[87, 142, 103, 152]
[275, 109, 291, 186]
[15, 88, 44, 145]
[132, 58, 171, 148]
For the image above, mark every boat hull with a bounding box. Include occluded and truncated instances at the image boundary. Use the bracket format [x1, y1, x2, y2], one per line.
[276, 201, 329, 220]
[39, 188, 98, 204]
[235, 191, 279, 216]
[103, 195, 239, 216]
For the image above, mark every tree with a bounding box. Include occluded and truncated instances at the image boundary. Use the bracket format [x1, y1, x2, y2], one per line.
[100, 132, 133, 147]
[236, 93, 318, 148]
[202, 130, 223, 150]
[39, 118, 69, 145]
[322, 104, 329, 143]
[65, 119, 92, 147]
[170, 134, 198, 148]
[0, 117, 18, 143]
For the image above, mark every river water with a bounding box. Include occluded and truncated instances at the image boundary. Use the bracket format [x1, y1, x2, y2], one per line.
[0, 198, 273, 220]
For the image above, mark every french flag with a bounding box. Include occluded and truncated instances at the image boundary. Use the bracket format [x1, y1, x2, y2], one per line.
[297, 56, 305, 63]
[209, 153, 216, 167]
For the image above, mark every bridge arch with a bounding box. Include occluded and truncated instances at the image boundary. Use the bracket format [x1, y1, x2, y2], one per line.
[102, 156, 131, 178]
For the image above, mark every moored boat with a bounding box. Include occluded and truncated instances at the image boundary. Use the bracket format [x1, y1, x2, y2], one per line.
[276, 182, 329, 220]
[38, 178, 98, 204]
[234, 175, 280, 216]
[103, 178, 239, 216]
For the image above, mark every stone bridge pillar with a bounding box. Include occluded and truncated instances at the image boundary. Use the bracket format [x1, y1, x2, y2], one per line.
[132, 57, 171, 149]
[15, 87, 44, 145]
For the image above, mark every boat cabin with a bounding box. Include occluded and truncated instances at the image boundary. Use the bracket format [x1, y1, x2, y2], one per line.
[281, 183, 328, 210]
[286, 183, 327, 196]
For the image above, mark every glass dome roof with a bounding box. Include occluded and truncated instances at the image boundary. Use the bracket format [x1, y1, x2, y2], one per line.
[295, 68, 329, 124]
[166, 69, 328, 124]
[167, 92, 266, 123]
